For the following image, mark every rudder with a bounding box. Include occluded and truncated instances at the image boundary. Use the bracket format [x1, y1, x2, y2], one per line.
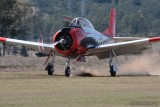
[102, 8, 116, 37]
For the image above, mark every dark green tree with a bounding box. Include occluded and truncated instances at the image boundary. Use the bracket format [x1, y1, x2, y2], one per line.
[0, 0, 33, 38]
[0, 0, 17, 37]
[132, 0, 142, 6]
[94, 0, 111, 3]
[12, 2, 33, 39]
[12, 45, 19, 55]
[120, 12, 151, 36]
[20, 46, 29, 57]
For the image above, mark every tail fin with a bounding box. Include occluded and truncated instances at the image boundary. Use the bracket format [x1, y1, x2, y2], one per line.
[102, 8, 116, 37]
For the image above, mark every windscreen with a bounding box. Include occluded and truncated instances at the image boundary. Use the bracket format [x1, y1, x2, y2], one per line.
[69, 17, 94, 29]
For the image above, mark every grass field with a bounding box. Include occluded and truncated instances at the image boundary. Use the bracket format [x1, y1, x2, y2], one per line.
[0, 52, 160, 107]
[0, 71, 160, 107]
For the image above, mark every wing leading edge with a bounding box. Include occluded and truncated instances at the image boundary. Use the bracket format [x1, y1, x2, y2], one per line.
[85, 37, 160, 59]
[0, 37, 54, 54]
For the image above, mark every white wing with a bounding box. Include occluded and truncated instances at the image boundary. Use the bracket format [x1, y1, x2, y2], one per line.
[85, 37, 160, 59]
[0, 37, 54, 54]
[113, 37, 145, 41]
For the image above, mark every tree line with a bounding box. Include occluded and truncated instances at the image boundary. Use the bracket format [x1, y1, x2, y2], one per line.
[1, 0, 160, 40]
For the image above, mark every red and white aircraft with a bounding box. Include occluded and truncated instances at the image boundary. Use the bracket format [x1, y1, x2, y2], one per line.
[0, 8, 160, 77]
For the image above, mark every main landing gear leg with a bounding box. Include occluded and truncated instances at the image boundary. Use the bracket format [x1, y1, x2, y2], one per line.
[109, 50, 119, 77]
[45, 51, 55, 75]
[65, 58, 71, 77]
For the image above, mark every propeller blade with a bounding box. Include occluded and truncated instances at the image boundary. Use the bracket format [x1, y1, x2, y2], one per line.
[63, 15, 73, 22]
[54, 38, 67, 46]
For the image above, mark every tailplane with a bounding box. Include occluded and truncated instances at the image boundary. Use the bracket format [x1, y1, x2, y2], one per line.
[102, 8, 116, 37]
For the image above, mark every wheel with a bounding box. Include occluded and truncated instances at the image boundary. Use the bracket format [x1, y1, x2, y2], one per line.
[65, 66, 71, 77]
[47, 64, 54, 75]
[110, 65, 116, 77]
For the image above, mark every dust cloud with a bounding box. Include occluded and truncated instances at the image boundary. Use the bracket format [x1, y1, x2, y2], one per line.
[74, 43, 160, 76]
[73, 52, 160, 77]
[119, 53, 160, 76]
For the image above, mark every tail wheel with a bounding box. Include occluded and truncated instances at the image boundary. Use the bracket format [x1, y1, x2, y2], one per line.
[110, 65, 116, 77]
[47, 63, 54, 75]
[65, 66, 71, 77]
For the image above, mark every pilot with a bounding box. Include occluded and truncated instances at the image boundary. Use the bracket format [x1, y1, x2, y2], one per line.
[76, 19, 81, 27]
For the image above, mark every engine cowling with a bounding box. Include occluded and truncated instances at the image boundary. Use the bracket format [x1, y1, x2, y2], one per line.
[53, 27, 87, 56]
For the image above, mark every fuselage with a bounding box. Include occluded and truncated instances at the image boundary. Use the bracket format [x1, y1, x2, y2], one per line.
[82, 27, 112, 45]
[53, 17, 113, 57]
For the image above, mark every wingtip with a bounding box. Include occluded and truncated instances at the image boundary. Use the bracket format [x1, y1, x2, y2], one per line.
[0, 37, 6, 42]
[149, 37, 160, 42]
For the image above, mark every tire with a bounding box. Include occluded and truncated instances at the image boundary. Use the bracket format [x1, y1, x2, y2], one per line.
[110, 65, 116, 77]
[47, 64, 54, 75]
[65, 66, 71, 77]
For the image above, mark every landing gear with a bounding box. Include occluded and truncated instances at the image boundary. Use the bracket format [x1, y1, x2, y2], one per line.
[46, 63, 54, 75]
[65, 58, 71, 77]
[45, 51, 55, 76]
[108, 50, 119, 77]
[109, 65, 116, 77]
[65, 66, 71, 77]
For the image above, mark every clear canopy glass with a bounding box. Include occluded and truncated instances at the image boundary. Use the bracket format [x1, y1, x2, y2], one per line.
[69, 17, 94, 29]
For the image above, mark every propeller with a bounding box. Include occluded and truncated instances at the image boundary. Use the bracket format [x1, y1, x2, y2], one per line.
[63, 15, 73, 27]
[43, 38, 68, 66]
[55, 34, 73, 51]
[52, 38, 67, 46]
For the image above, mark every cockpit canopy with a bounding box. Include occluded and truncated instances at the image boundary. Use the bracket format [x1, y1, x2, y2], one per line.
[69, 17, 95, 29]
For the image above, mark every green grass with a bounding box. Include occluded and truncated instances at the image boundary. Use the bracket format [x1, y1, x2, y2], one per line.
[0, 71, 160, 107]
